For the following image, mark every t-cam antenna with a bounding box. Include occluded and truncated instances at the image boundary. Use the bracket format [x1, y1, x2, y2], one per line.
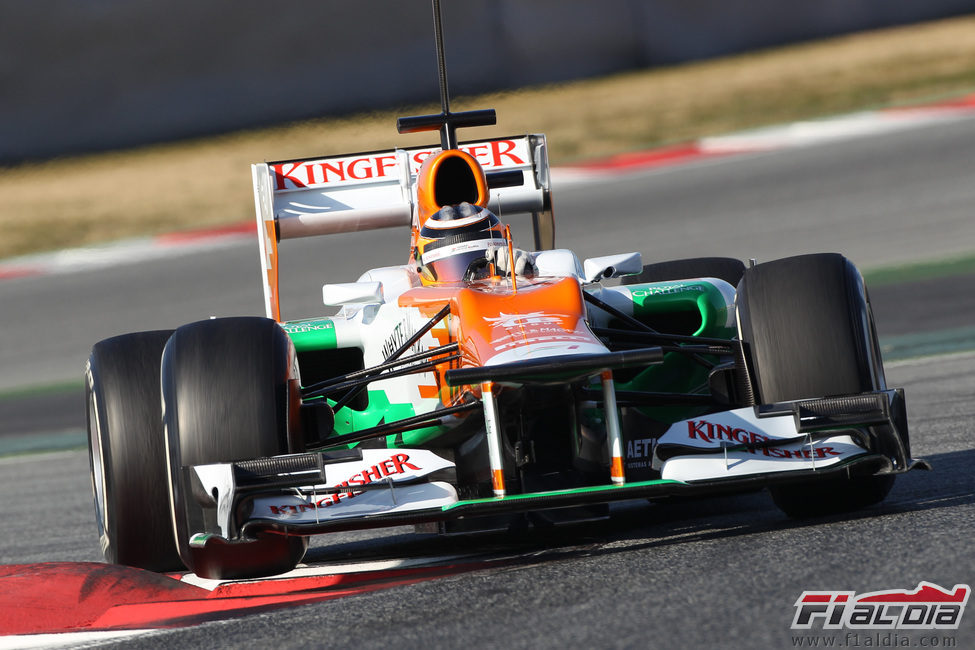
[396, 0, 496, 150]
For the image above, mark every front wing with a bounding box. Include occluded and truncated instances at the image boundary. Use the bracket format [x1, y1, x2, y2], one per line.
[179, 389, 925, 551]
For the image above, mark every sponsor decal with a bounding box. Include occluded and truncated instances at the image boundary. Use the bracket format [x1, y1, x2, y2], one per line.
[625, 437, 654, 461]
[685, 419, 841, 460]
[283, 320, 334, 334]
[409, 140, 526, 175]
[483, 311, 558, 328]
[272, 139, 528, 190]
[624, 437, 655, 470]
[380, 319, 422, 359]
[629, 283, 702, 298]
[421, 238, 493, 264]
[494, 335, 590, 351]
[273, 155, 398, 190]
[792, 582, 970, 631]
[268, 453, 423, 514]
[485, 311, 591, 352]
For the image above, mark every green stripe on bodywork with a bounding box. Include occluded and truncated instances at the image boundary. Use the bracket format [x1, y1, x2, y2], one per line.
[622, 280, 733, 338]
[331, 389, 415, 433]
[443, 479, 685, 510]
[614, 280, 733, 421]
[330, 389, 446, 447]
[282, 318, 338, 351]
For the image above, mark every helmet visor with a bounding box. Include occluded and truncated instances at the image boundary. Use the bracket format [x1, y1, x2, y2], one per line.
[421, 239, 506, 282]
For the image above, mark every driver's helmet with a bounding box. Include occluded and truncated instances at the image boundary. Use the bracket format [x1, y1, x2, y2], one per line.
[415, 202, 506, 284]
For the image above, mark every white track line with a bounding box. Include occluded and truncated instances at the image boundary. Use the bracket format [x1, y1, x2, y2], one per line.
[0, 629, 154, 649]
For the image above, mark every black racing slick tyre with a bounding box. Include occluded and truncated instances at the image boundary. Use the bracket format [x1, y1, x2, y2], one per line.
[622, 256, 745, 287]
[86, 330, 182, 572]
[736, 253, 895, 518]
[162, 317, 307, 579]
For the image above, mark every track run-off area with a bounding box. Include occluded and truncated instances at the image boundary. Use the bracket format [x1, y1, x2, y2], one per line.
[1, 104, 974, 648]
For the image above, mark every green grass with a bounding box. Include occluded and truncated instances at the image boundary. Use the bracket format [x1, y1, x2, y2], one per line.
[0, 379, 84, 401]
[864, 252, 975, 286]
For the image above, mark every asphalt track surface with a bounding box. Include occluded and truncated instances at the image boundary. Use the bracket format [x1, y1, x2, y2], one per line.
[1, 116, 974, 647]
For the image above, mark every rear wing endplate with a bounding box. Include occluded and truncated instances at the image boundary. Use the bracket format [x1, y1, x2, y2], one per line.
[252, 134, 553, 320]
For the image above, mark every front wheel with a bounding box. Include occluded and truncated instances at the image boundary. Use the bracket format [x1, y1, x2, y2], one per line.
[162, 317, 307, 579]
[736, 253, 895, 517]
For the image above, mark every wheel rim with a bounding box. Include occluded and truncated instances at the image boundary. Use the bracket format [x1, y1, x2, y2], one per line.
[86, 379, 111, 556]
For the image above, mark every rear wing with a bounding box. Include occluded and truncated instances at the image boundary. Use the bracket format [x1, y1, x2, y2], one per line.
[252, 134, 553, 320]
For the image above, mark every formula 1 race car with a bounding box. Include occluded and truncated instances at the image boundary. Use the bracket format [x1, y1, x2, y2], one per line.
[85, 3, 926, 580]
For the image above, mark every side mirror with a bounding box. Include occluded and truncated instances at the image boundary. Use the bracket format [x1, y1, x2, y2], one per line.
[582, 252, 643, 283]
[322, 281, 384, 306]
[533, 249, 584, 278]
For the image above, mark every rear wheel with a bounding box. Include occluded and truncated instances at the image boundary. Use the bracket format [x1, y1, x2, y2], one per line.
[736, 253, 894, 517]
[86, 330, 182, 571]
[162, 317, 307, 579]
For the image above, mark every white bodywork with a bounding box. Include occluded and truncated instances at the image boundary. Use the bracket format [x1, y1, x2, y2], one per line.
[192, 449, 458, 535]
[656, 406, 868, 482]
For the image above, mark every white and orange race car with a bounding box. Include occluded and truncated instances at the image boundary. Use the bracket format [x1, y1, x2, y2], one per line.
[85, 4, 926, 580]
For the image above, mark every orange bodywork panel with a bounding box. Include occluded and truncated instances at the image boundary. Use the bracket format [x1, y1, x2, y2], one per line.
[263, 219, 282, 322]
[399, 277, 603, 404]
